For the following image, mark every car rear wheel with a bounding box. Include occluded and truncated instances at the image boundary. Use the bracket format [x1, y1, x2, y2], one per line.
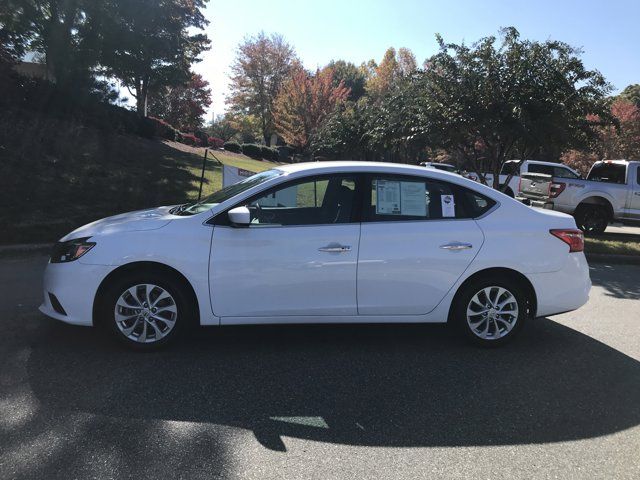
[99, 272, 190, 350]
[453, 278, 528, 347]
[574, 205, 608, 235]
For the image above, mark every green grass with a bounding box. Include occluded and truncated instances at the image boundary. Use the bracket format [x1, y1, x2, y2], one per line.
[184, 147, 278, 199]
[0, 113, 280, 244]
[585, 233, 640, 256]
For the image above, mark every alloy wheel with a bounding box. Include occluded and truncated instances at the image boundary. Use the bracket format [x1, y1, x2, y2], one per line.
[114, 284, 178, 343]
[466, 286, 519, 340]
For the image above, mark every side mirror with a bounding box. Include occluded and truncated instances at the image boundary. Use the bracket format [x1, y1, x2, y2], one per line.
[228, 206, 251, 227]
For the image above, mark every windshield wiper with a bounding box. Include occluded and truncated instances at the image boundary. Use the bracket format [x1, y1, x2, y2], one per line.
[170, 203, 191, 215]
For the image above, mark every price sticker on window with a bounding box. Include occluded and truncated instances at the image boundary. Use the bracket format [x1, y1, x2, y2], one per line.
[441, 194, 456, 217]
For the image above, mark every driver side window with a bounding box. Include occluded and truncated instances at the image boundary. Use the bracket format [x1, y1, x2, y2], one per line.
[246, 175, 358, 226]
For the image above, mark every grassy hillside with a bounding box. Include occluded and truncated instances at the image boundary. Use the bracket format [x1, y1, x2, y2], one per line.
[0, 110, 278, 244]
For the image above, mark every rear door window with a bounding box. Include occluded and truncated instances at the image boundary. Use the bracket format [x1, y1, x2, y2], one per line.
[365, 175, 495, 221]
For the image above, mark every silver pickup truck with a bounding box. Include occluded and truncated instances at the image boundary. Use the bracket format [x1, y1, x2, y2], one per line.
[518, 160, 640, 234]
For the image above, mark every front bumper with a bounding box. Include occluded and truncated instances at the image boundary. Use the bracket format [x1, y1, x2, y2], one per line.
[39, 260, 114, 326]
[526, 252, 591, 318]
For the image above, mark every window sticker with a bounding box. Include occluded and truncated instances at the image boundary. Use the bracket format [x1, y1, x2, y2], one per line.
[376, 180, 427, 216]
[400, 181, 427, 216]
[441, 194, 456, 217]
[376, 180, 401, 215]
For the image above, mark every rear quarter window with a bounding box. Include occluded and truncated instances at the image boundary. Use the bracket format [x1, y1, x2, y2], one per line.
[458, 187, 497, 218]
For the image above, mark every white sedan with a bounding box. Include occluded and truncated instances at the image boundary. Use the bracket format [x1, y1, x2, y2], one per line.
[40, 161, 591, 349]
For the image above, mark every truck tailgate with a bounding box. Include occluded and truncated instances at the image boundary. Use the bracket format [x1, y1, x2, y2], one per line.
[518, 172, 552, 200]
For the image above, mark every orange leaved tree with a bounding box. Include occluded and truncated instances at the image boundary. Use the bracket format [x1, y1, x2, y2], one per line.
[273, 67, 350, 152]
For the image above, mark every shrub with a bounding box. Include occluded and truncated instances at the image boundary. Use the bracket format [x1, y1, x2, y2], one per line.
[276, 145, 293, 162]
[194, 129, 209, 146]
[223, 141, 242, 153]
[180, 133, 201, 146]
[141, 117, 178, 141]
[242, 143, 263, 158]
[260, 145, 278, 161]
[208, 136, 224, 148]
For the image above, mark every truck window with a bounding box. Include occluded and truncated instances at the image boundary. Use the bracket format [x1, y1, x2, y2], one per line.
[553, 167, 579, 179]
[587, 163, 626, 184]
[500, 162, 519, 175]
[528, 164, 554, 175]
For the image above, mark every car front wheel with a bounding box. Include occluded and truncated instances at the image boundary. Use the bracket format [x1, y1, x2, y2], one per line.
[99, 272, 189, 350]
[453, 278, 528, 347]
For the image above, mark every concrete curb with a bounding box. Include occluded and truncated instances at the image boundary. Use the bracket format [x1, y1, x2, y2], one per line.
[585, 253, 640, 265]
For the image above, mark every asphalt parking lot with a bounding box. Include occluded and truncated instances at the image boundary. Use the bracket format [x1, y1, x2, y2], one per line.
[1, 253, 639, 480]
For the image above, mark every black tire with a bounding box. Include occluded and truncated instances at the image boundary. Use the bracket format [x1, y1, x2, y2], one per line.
[452, 276, 529, 347]
[574, 204, 608, 235]
[97, 270, 193, 350]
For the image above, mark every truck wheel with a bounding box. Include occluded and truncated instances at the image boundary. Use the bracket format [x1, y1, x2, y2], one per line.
[575, 205, 608, 235]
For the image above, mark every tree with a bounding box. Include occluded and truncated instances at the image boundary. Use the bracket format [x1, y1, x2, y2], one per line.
[366, 47, 417, 99]
[0, 0, 87, 84]
[560, 150, 599, 177]
[311, 99, 377, 160]
[227, 32, 297, 145]
[596, 99, 640, 159]
[619, 84, 640, 107]
[207, 114, 239, 142]
[148, 73, 211, 131]
[91, 0, 210, 116]
[323, 60, 367, 101]
[273, 67, 349, 152]
[412, 28, 612, 188]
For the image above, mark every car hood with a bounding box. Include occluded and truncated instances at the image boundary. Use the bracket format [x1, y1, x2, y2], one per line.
[59, 206, 176, 241]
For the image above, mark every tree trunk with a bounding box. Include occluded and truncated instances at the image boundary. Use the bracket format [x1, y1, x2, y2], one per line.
[136, 78, 149, 116]
[492, 161, 501, 190]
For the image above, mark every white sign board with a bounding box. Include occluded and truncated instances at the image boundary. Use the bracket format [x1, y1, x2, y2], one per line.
[222, 165, 255, 187]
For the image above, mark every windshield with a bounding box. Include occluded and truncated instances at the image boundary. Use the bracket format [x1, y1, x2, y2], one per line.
[175, 169, 284, 215]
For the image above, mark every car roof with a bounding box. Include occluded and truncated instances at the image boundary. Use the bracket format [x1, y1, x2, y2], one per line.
[276, 160, 445, 176]
[596, 159, 639, 165]
[272, 160, 504, 198]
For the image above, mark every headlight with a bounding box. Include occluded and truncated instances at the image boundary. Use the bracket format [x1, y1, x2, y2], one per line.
[50, 237, 96, 263]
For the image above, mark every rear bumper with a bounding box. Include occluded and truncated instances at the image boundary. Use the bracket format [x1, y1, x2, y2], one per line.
[516, 197, 554, 210]
[525, 253, 591, 318]
[39, 260, 114, 326]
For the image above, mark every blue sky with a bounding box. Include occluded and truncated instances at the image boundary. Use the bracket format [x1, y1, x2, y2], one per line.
[194, 0, 640, 119]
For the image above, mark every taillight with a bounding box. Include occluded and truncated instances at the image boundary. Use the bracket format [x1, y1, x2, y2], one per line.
[549, 182, 566, 198]
[550, 229, 584, 252]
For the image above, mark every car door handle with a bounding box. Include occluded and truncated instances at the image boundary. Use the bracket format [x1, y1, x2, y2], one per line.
[318, 244, 351, 253]
[440, 242, 473, 250]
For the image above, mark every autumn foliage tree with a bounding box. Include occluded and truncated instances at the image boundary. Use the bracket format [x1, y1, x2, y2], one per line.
[227, 32, 297, 145]
[366, 47, 417, 99]
[598, 99, 640, 159]
[273, 68, 349, 152]
[148, 73, 211, 132]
